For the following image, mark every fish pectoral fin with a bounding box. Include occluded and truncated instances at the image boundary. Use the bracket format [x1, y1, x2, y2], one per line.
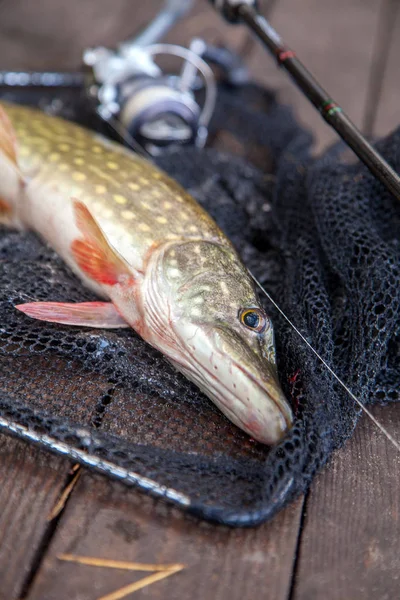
[0, 197, 13, 225]
[71, 199, 134, 286]
[15, 301, 130, 328]
[0, 105, 18, 167]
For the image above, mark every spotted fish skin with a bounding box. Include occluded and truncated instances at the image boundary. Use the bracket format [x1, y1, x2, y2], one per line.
[0, 101, 293, 445]
[3, 103, 226, 287]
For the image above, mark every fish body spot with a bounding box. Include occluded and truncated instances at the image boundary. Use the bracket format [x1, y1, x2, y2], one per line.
[114, 194, 127, 205]
[95, 185, 107, 194]
[128, 182, 140, 191]
[163, 201, 172, 209]
[58, 143, 70, 151]
[220, 281, 229, 295]
[139, 177, 149, 185]
[73, 157, 84, 166]
[107, 162, 118, 170]
[72, 172, 86, 182]
[156, 216, 167, 224]
[168, 268, 181, 279]
[121, 210, 135, 220]
[138, 223, 151, 232]
[49, 153, 61, 162]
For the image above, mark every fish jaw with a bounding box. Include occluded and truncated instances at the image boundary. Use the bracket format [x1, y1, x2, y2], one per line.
[169, 324, 293, 445]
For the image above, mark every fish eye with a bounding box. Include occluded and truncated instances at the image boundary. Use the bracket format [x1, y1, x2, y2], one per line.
[239, 308, 268, 333]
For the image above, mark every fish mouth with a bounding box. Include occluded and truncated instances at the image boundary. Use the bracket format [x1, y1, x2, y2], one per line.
[167, 320, 293, 445]
[234, 360, 293, 429]
[174, 350, 293, 446]
[210, 361, 292, 445]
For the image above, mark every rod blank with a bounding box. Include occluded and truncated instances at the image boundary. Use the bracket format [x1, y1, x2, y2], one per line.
[212, 1, 400, 203]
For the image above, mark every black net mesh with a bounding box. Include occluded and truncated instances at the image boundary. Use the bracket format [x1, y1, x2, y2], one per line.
[0, 83, 399, 526]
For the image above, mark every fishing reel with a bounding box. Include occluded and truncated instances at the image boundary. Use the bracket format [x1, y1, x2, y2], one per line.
[83, 0, 249, 155]
[83, 37, 216, 155]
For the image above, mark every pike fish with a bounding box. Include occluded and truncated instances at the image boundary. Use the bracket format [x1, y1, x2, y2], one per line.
[0, 101, 293, 445]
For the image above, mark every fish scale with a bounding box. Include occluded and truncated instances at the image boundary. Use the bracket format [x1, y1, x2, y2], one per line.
[0, 100, 293, 445]
[7, 102, 226, 265]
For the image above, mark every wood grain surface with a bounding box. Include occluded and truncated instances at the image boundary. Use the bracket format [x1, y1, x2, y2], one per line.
[0, 1, 399, 599]
[26, 476, 303, 600]
[0, 0, 253, 72]
[368, 0, 400, 139]
[292, 404, 400, 600]
[0, 435, 70, 600]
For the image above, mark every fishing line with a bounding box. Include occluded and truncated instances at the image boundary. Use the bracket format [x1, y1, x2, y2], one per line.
[250, 272, 400, 453]
[96, 109, 151, 158]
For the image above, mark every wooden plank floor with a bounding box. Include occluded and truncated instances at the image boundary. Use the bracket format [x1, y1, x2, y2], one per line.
[293, 405, 400, 600]
[0, 1, 399, 599]
[26, 479, 303, 600]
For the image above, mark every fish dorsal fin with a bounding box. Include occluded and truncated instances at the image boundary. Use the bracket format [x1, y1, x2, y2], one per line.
[71, 199, 134, 286]
[0, 105, 18, 166]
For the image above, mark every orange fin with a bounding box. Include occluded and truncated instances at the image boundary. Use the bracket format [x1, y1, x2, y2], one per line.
[0, 105, 18, 166]
[0, 196, 13, 224]
[15, 301, 129, 328]
[71, 199, 133, 286]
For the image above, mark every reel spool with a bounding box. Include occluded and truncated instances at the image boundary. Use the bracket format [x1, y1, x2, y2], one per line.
[83, 38, 217, 155]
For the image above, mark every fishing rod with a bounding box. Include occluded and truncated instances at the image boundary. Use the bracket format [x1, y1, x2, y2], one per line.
[209, 0, 400, 204]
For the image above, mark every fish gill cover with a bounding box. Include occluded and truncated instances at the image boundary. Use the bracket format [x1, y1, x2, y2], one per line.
[0, 84, 399, 526]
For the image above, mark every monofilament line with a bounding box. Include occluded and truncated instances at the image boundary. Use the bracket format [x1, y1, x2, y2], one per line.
[250, 271, 400, 453]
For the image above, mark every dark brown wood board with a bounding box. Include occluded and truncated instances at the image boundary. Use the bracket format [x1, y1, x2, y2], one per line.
[0, 0, 254, 72]
[0, 435, 71, 600]
[292, 404, 400, 600]
[368, 0, 400, 140]
[25, 474, 303, 600]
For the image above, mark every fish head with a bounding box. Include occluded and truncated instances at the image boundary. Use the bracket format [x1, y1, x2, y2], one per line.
[152, 240, 293, 445]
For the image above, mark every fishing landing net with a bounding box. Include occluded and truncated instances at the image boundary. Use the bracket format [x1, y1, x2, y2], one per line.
[0, 84, 399, 526]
